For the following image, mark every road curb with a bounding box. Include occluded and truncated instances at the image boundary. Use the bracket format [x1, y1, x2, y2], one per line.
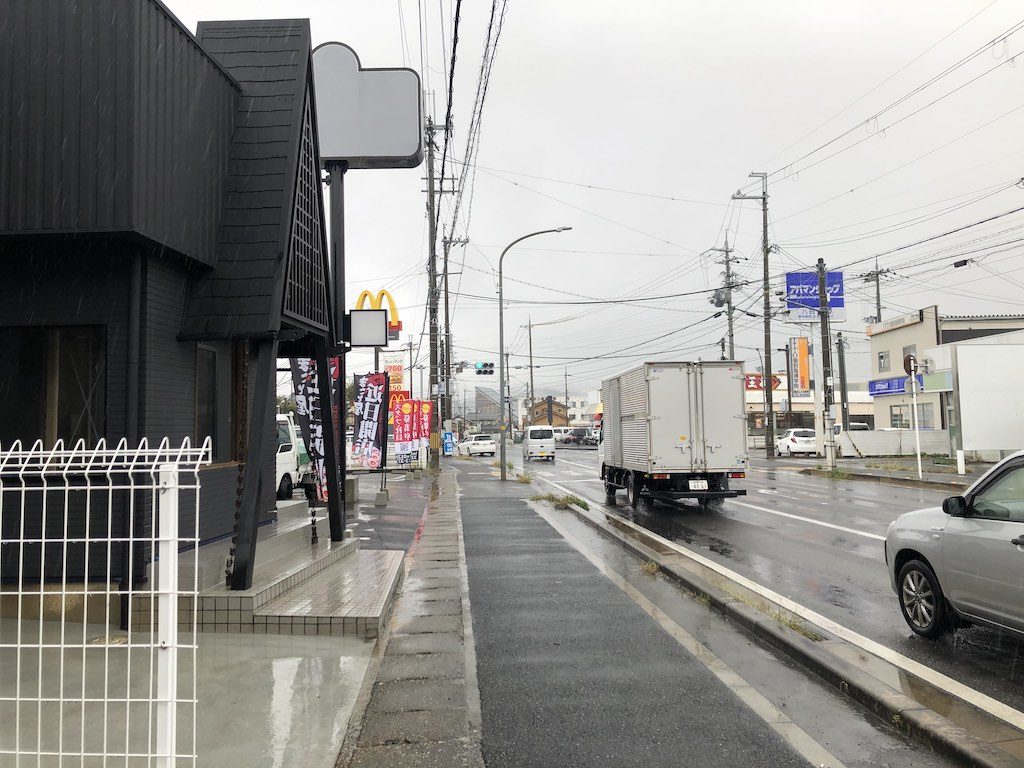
[559, 499, 1023, 768]
[800, 467, 971, 492]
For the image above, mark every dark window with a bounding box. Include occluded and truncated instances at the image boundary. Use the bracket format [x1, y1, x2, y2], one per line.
[529, 429, 554, 439]
[0, 326, 105, 447]
[972, 465, 1024, 522]
[877, 351, 890, 373]
[196, 347, 219, 459]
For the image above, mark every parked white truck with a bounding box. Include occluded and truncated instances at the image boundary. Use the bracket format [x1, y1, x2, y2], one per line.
[599, 361, 748, 508]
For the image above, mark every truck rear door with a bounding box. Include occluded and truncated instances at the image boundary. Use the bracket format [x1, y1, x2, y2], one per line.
[695, 363, 747, 471]
[647, 364, 695, 471]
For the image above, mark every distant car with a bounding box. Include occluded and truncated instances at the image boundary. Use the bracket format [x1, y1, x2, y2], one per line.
[458, 434, 496, 456]
[834, 422, 871, 435]
[552, 427, 572, 443]
[885, 450, 1024, 639]
[563, 427, 591, 445]
[775, 428, 816, 456]
[523, 426, 556, 462]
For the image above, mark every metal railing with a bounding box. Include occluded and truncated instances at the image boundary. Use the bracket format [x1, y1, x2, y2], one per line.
[0, 437, 209, 766]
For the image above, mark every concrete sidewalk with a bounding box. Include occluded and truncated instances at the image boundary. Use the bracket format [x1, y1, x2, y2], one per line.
[801, 456, 991, 490]
[342, 469, 483, 768]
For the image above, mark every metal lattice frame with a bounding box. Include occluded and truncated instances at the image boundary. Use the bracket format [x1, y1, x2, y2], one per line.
[0, 437, 209, 766]
[283, 88, 330, 331]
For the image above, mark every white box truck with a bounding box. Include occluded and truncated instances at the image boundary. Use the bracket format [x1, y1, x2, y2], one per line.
[598, 361, 748, 508]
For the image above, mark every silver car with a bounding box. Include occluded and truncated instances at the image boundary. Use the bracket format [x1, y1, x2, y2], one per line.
[885, 451, 1024, 638]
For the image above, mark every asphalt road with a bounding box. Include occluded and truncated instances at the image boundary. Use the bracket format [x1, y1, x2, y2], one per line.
[512, 446, 1024, 716]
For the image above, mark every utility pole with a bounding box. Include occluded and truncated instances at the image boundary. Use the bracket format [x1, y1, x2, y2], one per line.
[442, 236, 468, 424]
[506, 352, 514, 434]
[860, 257, 889, 324]
[404, 335, 415, 398]
[733, 173, 773, 459]
[836, 332, 850, 431]
[564, 366, 569, 417]
[527, 318, 535, 409]
[817, 257, 836, 469]
[709, 235, 736, 358]
[425, 117, 440, 469]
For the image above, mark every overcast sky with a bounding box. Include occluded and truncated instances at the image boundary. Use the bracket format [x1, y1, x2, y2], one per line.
[171, 0, 1024, 402]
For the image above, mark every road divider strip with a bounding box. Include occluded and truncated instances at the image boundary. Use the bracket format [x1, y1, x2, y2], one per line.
[531, 473, 1024, 768]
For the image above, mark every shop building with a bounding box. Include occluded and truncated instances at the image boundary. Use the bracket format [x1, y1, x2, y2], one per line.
[866, 307, 1024, 430]
[0, 2, 337, 588]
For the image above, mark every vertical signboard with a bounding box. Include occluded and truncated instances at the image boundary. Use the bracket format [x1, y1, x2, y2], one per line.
[381, 351, 405, 391]
[291, 358, 328, 501]
[418, 400, 432, 449]
[394, 399, 416, 466]
[352, 372, 389, 469]
[387, 389, 410, 426]
[789, 337, 811, 395]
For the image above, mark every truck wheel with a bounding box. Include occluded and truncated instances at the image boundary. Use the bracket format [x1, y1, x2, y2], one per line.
[604, 481, 617, 503]
[626, 472, 641, 508]
[277, 474, 293, 501]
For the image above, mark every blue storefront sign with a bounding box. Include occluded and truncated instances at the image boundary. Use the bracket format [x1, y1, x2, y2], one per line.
[785, 271, 845, 322]
[868, 374, 924, 397]
[442, 431, 455, 456]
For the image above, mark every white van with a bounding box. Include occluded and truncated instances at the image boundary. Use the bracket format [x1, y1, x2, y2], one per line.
[523, 425, 556, 463]
[276, 413, 313, 500]
[552, 426, 571, 443]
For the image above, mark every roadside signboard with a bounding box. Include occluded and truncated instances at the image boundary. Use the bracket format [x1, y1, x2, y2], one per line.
[785, 272, 845, 322]
[387, 389, 410, 425]
[290, 358, 329, 501]
[744, 374, 781, 390]
[442, 431, 455, 456]
[394, 399, 416, 466]
[418, 401, 432, 448]
[789, 337, 811, 395]
[352, 372, 389, 469]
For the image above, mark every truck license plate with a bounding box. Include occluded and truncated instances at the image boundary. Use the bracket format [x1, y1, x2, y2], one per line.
[688, 480, 709, 490]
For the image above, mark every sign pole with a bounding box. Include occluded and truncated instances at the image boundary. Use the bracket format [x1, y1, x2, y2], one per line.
[907, 355, 923, 480]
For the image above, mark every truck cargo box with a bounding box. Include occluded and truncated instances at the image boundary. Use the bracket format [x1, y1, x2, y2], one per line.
[601, 361, 747, 474]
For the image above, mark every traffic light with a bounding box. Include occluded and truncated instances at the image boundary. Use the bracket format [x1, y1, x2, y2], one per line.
[475, 362, 495, 375]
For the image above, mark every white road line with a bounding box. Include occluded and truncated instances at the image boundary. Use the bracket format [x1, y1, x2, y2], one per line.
[531, 502, 848, 768]
[551, 478, 604, 484]
[555, 457, 597, 471]
[730, 500, 886, 541]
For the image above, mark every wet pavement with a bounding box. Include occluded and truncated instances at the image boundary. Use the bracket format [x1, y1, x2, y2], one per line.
[510, 449, 1024, 718]
[456, 464, 811, 768]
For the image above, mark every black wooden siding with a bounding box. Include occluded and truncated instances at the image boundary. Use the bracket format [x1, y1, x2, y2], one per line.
[0, 0, 238, 266]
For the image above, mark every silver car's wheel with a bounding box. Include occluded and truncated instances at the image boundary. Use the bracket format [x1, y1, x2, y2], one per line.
[897, 559, 948, 639]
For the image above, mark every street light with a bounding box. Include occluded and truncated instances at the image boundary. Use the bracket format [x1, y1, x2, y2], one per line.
[498, 227, 572, 480]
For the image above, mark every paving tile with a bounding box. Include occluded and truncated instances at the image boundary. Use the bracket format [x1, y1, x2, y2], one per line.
[387, 631, 464, 655]
[357, 707, 469, 747]
[367, 678, 464, 714]
[403, 599, 462, 617]
[349, 740, 472, 768]
[391, 614, 462, 635]
[377, 652, 464, 682]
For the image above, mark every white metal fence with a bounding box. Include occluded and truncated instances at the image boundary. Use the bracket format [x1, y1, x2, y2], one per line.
[0, 438, 209, 767]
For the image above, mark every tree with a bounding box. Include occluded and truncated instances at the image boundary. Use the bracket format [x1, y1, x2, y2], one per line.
[276, 395, 296, 415]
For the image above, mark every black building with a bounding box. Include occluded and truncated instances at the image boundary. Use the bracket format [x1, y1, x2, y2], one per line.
[0, 2, 338, 588]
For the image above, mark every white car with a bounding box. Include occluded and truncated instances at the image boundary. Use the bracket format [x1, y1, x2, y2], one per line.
[459, 434, 496, 456]
[885, 451, 1024, 639]
[775, 428, 816, 457]
[522, 425, 556, 462]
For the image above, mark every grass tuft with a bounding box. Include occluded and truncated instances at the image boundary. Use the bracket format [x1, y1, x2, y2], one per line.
[516, 472, 535, 484]
[640, 560, 660, 576]
[530, 492, 590, 511]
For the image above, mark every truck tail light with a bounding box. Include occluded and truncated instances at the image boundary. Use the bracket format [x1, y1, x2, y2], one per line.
[652, 473, 669, 480]
[729, 472, 745, 479]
